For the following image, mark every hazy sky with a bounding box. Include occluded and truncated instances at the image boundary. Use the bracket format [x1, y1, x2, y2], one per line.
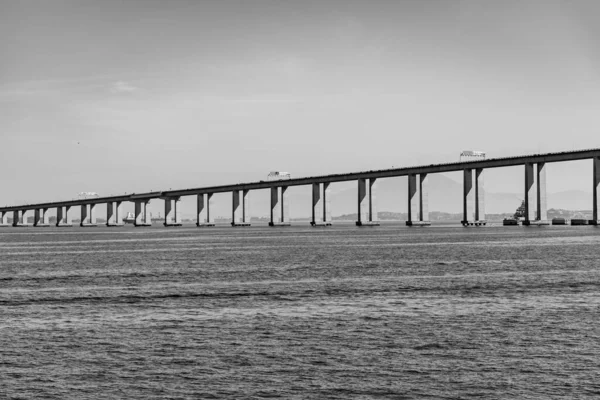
[2, 0, 600, 208]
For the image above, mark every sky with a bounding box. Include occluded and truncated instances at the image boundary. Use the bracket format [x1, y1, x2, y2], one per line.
[2, 0, 600, 213]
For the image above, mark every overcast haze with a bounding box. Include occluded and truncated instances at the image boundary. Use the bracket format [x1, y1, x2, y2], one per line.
[2, 0, 600, 213]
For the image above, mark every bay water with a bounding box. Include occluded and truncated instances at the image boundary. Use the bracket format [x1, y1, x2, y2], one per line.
[1, 224, 599, 399]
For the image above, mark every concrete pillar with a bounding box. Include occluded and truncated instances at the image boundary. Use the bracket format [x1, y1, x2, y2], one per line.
[89, 204, 96, 225]
[475, 168, 485, 223]
[13, 210, 27, 227]
[270, 187, 278, 225]
[197, 193, 215, 226]
[80, 204, 96, 227]
[357, 178, 368, 225]
[524, 163, 549, 225]
[107, 203, 114, 225]
[232, 190, 251, 226]
[369, 178, 378, 223]
[524, 163, 535, 223]
[593, 157, 600, 224]
[65, 206, 72, 226]
[311, 182, 332, 226]
[33, 209, 48, 227]
[80, 204, 88, 226]
[0, 211, 8, 226]
[420, 174, 429, 223]
[241, 190, 250, 225]
[407, 174, 431, 226]
[106, 202, 123, 226]
[311, 183, 321, 225]
[537, 163, 547, 222]
[232, 190, 240, 224]
[145, 202, 151, 225]
[164, 198, 173, 225]
[270, 186, 290, 226]
[462, 169, 475, 226]
[42, 208, 49, 225]
[134, 200, 151, 226]
[407, 174, 418, 224]
[164, 197, 182, 226]
[56, 206, 72, 227]
[174, 197, 182, 225]
[56, 207, 63, 226]
[115, 202, 122, 225]
[356, 178, 379, 226]
[135, 201, 142, 225]
[323, 183, 332, 224]
[33, 208, 49, 227]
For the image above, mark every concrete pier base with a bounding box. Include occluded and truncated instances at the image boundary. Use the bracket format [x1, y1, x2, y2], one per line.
[522, 220, 550, 226]
[461, 220, 487, 226]
[233, 222, 252, 227]
[406, 221, 432, 227]
[355, 221, 380, 227]
[588, 220, 600, 226]
[571, 219, 588, 226]
[311, 222, 332, 227]
[269, 222, 291, 227]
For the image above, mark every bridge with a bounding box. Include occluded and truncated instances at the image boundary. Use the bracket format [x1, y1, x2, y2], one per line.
[2, 148, 600, 228]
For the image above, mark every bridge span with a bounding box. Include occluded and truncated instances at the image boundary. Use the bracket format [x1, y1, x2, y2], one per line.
[2, 148, 600, 228]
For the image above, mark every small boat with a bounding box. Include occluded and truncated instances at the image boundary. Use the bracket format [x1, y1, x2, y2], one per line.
[503, 200, 526, 226]
[122, 212, 135, 224]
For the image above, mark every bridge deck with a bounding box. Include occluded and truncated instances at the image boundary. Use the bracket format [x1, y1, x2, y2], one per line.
[1, 148, 599, 212]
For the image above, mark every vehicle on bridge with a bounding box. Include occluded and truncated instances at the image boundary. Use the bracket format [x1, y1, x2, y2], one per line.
[460, 150, 486, 162]
[267, 171, 291, 181]
[77, 192, 100, 200]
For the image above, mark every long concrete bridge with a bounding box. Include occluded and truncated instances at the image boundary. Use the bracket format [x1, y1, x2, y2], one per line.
[2, 148, 600, 228]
